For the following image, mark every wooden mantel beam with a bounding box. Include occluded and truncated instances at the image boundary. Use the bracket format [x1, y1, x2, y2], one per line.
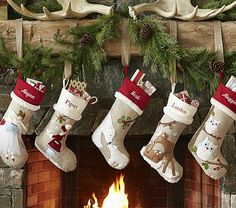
[1, 19, 236, 57]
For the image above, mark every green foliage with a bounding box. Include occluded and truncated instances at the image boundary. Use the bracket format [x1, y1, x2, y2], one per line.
[128, 17, 180, 79]
[192, 145, 197, 153]
[177, 48, 217, 94]
[0, 36, 64, 88]
[202, 0, 236, 21]
[202, 162, 209, 170]
[27, 0, 62, 13]
[54, 14, 119, 80]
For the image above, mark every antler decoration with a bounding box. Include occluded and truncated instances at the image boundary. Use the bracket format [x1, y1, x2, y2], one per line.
[129, 0, 236, 21]
[7, 0, 114, 20]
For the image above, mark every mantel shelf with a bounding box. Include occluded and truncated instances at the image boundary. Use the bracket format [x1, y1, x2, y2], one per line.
[0, 19, 236, 57]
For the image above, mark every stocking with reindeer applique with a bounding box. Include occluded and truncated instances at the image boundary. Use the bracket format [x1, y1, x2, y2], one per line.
[92, 69, 156, 170]
[141, 90, 199, 183]
[188, 76, 236, 180]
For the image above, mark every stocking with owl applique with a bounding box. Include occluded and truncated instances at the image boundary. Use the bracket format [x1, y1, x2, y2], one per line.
[35, 80, 97, 172]
[141, 91, 199, 183]
[188, 76, 236, 180]
[0, 75, 45, 169]
[92, 69, 155, 170]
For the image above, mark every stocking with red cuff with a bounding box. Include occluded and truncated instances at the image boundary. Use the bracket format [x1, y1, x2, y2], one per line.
[35, 85, 97, 172]
[0, 75, 45, 168]
[92, 69, 155, 170]
[188, 76, 236, 180]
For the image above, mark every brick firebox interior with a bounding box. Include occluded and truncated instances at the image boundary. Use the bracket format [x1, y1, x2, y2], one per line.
[26, 136, 220, 208]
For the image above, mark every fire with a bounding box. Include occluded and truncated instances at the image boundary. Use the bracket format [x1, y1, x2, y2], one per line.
[84, 175, 128, 208]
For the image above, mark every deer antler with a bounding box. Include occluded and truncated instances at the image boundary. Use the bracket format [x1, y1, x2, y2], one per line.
[7, 0, 114, 20]
[129, 0, 236, 21]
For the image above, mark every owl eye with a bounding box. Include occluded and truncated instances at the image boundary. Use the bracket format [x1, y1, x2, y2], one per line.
[210, 121, 213, 123]
[204, 143, 208, 146]
[211, 148, 214, 151]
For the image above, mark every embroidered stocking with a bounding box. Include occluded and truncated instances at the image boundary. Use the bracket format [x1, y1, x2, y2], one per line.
[92, 70, 154, 170]
[35, 86, 97, 172]
[188, 76, 236, 180]
[0, 76, 45, 168]
[141, 91, 198, 183]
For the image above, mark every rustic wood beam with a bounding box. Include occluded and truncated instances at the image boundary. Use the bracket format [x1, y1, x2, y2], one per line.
[0, 19, 236, 57]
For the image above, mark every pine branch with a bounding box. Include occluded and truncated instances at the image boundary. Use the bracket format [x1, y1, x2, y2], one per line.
[54, 14, 119, 80]
[128, 17, 180, 79]
[202, 0, 236, 21]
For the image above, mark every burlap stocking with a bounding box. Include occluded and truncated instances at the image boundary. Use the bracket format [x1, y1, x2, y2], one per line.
[35, 87, 96, 172]
[141, 92, 198, 183]
[188, 76, 236, 180]
[92, 77, 152, 170]
[0, 76, 45, 168]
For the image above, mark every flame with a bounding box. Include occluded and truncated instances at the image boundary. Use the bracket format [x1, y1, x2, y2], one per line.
[102, 175, 128, 208]
[84, 175, 128, 208]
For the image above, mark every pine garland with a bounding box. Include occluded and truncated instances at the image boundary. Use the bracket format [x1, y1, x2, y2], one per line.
[128, 17, 180, 79]
[0, 36, 64, 88]
[54, 14, 119, 80]
[2, 12, 236, 94]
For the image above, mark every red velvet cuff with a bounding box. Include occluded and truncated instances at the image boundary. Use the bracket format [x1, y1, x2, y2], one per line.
[13, 77, 45, 106]
[118, 78, 151, 111]
[213, 83, 236, 114]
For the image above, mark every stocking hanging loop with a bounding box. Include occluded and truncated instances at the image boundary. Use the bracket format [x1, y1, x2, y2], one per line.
[121, 19, 131, 78]
[169, 21, 178, 93]
[63, 60, 72, 88]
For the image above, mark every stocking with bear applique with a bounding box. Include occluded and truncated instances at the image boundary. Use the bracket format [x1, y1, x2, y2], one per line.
[92, 69, 155, 170]
[141, 91, 199, 183]
[188, 76, 236, 180]
[0, 75, 45, 168]
[35, 80, 97, 172]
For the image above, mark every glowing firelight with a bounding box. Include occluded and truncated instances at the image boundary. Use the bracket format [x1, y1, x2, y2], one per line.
[84, 175, 129, 208]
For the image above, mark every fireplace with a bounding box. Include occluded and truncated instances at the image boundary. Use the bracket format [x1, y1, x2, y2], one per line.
[25, 134, 220, 208]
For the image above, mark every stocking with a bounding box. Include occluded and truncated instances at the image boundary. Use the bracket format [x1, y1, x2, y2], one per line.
[188, 76, 236, 180]
[35, 87, 97, 172]
[141, 91, 198, 183]
[92, 71, 154, 170]
[0, 76, 45, 168]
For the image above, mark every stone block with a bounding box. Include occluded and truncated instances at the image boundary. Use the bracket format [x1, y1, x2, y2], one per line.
[222, 135, 236, 165]
[221, 192, 231, 208]
[222, 165, 236, 194]
[0, 168, 24, 189]
[12, 189, 24, 208]
[231, 195, 236, 208]
[35, 108, 54, 135]
[0, 195, 11, 208]
[27, 108, 48, 135]
[198, 106, 210, 121]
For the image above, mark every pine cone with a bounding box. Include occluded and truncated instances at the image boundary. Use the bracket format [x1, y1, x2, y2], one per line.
[140, 23, 152, 40]
[210, 59, 225, 72]
[80, 33, 92, 46]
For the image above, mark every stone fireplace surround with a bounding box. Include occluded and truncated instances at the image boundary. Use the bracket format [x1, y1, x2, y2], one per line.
[0, 61, 236, 208]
